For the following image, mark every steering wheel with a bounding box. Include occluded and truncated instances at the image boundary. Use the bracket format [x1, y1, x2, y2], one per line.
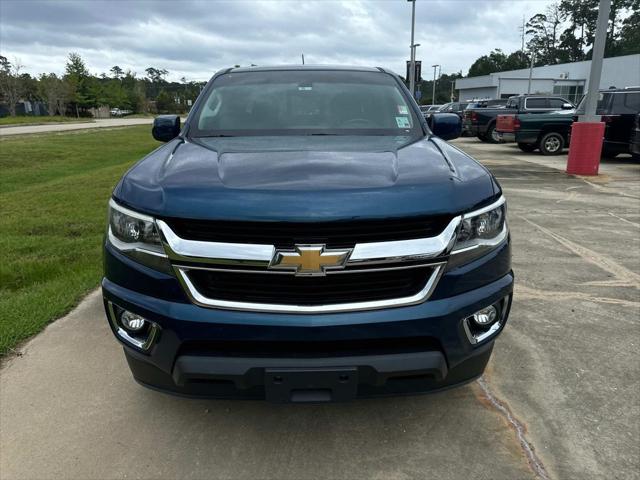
[341, 118, 376, 128]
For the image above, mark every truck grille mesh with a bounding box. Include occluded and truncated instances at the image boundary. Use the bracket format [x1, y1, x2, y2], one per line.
[186, 266, 435, 306]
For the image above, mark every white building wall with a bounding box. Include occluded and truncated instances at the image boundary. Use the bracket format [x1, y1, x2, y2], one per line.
[456, 54, 640, 100]
[458, 87, 498, 101]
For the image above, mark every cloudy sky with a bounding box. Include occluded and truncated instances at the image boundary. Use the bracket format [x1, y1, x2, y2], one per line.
[1, 0, 551, 82]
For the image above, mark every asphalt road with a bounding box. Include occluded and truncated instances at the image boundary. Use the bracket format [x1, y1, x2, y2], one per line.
[0, 117, 154, 136]
[1, 138, 639, 480]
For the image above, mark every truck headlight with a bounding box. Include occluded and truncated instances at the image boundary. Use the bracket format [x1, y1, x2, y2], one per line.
[449, 196, 508, 267]
[107, 199, 172, 273]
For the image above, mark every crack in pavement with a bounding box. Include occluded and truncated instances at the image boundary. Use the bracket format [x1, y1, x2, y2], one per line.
[578, 178, 640, 200]
[608, 212, 640, 228]
[516, 284, 640, 308]
[518, 215, 640, 288]
[476, 377, 551, 480]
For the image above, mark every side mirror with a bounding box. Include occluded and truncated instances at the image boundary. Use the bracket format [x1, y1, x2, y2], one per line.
[428, 113, 461, 141]
[152, 115, 181, 142]
[561, 103, 573, 110]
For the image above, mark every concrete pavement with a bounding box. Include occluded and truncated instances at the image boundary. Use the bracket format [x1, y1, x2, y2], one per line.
[0, 117, 154, 136]
[1, 139, 639, 480]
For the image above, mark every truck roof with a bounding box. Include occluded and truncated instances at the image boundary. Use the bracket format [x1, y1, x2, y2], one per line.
[229, 65, 385, 73]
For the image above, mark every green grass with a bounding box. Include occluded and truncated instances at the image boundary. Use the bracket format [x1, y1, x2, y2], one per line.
[0, 116, 94, 126]
[0, 126, 161, 355]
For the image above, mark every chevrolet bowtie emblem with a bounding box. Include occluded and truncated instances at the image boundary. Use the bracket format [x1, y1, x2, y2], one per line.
[269, 244, 352, 276]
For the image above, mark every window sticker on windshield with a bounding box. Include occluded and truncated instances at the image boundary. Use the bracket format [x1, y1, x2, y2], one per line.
[298, 86, 312, 91]
[397, 105, 409, 114]
[395, 116, 411, 128]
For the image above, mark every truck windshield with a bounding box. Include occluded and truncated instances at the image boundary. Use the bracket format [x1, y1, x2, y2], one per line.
[190, 70, 422, 138]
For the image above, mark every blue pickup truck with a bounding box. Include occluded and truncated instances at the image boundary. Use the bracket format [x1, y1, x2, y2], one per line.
[102, 66, 513, 402]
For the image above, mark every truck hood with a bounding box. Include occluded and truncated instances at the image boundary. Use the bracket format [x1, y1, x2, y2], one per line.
[115, 135, 497, 221]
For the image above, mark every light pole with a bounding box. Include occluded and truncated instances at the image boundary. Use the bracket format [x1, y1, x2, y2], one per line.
[431, 64, 439, 104]
[527, 51, 535, 94]
[408, 0, 416, 98]
[566, 0, 612, 176]
[580, 0, 610, 122]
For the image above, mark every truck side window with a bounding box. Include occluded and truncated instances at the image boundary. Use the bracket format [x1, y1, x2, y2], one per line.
[525, 98, 547, 109]
[610, 92, 640, 115]
[549, 98, 567, 109]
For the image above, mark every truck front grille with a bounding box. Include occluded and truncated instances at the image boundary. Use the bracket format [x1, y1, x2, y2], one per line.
[185, 266, 436, 306]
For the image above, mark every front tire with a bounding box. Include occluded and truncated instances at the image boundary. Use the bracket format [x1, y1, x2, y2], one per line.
[518, 142, 536, 153]
[538, 132, 564, 155]
[601, 148, 619, 159]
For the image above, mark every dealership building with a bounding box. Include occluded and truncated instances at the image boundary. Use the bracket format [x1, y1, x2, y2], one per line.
[455, 53, 640, 104]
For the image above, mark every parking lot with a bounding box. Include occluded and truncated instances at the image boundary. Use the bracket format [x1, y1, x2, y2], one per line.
[1, 136, 639, 480]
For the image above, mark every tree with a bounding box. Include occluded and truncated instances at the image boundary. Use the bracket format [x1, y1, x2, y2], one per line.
[20, 74, 39, 103]
[110, 65, 124, 80]
[58, 78, 75, 117]
[615, 1, 640, 55]
[464, 0, 636, 78]
[155, 89, 174, 113]
[525, 4, 563, 65]
[504, 51, 531, 71]
[144, 67, 168, 83]
[65, 52, 89, 78]
[0, 56, 24, 116]
[468, 49, 508, 77]
[65, 52, 91, 117]
[38, 73, 62, 115]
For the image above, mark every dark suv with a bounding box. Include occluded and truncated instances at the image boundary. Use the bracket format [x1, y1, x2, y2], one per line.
[575, 87, 640, 158]
[102, 66, 513, 402]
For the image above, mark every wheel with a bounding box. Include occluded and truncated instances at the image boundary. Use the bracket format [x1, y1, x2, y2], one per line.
[486, 124, 502, 144]
[538, 132, 564, 155]
[518, 142, 536, 153]
[477, 134, 489, 142]
[601, 148, 619, 159]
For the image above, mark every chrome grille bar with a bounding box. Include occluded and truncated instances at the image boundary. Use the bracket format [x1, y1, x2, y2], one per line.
[157, 216, 461, 270]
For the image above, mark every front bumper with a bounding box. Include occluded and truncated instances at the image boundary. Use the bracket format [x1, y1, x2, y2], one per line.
[102, 239, 513, 402]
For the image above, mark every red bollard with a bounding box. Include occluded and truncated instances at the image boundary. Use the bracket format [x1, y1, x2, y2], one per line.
[566, 122, 605, 176]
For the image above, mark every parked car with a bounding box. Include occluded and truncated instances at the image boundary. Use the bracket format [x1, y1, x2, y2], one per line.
[103, 65, 512, 402]
[574, 87, 640, 158]
[462, 99, 508, 135]
[420, 105, 442, 118]
[419, 104, 443, 118]
[437, 102, 467, 117]
[110, 108, 132, 117]
[496, 109, 575, 155]
[464, 95, 573, 143]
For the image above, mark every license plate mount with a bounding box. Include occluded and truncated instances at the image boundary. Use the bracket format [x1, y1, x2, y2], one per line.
[264, 367, 358, 403]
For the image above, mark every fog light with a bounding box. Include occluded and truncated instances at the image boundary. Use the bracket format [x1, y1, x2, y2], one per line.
[120, 311, 146, 331]
[471, 305, 498, 326]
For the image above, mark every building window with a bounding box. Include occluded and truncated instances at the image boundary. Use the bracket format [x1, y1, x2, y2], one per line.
[553, 84, 584, 104]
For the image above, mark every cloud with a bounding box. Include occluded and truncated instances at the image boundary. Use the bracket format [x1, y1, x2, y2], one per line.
[0, 0, 547, 81]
